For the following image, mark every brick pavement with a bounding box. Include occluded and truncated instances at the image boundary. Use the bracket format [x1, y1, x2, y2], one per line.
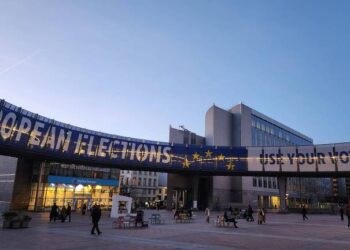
[1, 210, 350, 250]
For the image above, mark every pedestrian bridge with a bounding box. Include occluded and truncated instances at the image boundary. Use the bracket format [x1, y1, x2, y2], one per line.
[0, 100, 349, 177]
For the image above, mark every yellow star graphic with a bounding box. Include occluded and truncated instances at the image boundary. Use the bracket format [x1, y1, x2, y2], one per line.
[205, 150, 213, 158]
[182, 157, 191, 168]
[218, 154, 225, 161]
[226, 161, 235, 171]
[192, 152, 201, 161]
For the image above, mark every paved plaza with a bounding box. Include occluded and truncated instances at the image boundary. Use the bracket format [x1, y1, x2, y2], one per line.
[1, 210, 350, 250]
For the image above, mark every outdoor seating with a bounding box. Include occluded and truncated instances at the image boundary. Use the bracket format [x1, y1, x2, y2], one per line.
[215, 215, 238, 228]
[123, 215, 136, 228]
[175, 213, 192, 223]
[113, 215, 137, 229]
[149, 213, 165, 224]
[112, 216, 125, 228]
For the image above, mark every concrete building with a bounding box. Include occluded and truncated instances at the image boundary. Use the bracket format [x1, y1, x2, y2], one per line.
[167, 103, 335, 210]
[119, 170, 164, 208]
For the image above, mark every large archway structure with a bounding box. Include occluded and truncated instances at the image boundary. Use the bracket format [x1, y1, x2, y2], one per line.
[1, 100, 350, 177]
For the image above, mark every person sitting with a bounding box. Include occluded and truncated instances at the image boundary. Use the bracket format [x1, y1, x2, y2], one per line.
[224, 210, 238, 228]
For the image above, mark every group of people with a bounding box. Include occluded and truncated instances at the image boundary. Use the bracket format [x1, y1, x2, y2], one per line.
[49, 202, 102, 235]
[49, 203, 72, 222]
[245, 205, 266, 224]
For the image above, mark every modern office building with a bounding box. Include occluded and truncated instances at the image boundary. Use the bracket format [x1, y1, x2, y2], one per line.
[167, 103, 335, 210]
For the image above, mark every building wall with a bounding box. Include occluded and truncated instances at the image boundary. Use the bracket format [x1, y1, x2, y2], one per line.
[205, 105, 232, 146]
[0, 155, 18, 212]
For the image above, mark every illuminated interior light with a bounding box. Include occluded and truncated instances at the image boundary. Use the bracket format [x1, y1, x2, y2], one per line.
[75, 184, 84, 191]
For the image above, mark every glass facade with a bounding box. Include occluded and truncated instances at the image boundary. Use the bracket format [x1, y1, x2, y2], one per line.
[251, 114, 332, 208]
[251, 115, 312, 147]
[28, 163, 119, 211]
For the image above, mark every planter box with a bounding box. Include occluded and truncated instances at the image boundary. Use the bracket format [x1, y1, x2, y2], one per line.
[2, 220, 11, 229]
[11, 220, 22, 229]
[21, 220, 30, 228]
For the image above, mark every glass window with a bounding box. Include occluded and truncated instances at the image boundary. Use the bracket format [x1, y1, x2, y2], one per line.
[258, 178, 262, 187]
[253, 177, 257, 187]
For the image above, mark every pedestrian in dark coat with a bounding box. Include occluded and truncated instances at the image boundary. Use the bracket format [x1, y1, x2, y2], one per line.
[50, 203, 58, 222]
[66, 203, 72, 222]
[302, 205, 308, 220]
[91, 205, 102, 235]
[61, 206, 67, 222]
[82, 203, 87, 215]
[346, 204, 350, 228]
[247, 205, 254, 222]
[340, 206, 344, 221]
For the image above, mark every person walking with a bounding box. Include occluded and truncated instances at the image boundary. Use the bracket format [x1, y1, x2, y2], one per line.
[302, 205, 308, 221]
[257, 208, 264, 225]
[50, 203, 58, 222]
[82, 203, 87, 215]
[346, 204, 350, 228]
[340, 205, 344, 221]
[66, 203, 72, 222]
[60, 205, 67, 222]
[91, 204, 102, 235]
[205, 207, 210, 223]
[247, 205, 254, 222]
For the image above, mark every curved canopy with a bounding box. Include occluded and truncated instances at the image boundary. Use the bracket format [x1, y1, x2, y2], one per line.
[0, 100, 349, 177]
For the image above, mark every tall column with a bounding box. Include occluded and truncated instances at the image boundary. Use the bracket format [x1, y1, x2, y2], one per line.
[11, 159, 35, 210]
[278, 176, 287, 212]
[192, 174, 199, 210]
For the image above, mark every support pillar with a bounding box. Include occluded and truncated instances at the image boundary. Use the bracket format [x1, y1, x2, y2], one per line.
[192, 174, 199, 210]
[278, 176, 287, 212]
[11, 159, 35, 211]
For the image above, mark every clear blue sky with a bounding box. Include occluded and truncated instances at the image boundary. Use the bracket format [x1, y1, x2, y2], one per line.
[0, 0, 349, 144]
